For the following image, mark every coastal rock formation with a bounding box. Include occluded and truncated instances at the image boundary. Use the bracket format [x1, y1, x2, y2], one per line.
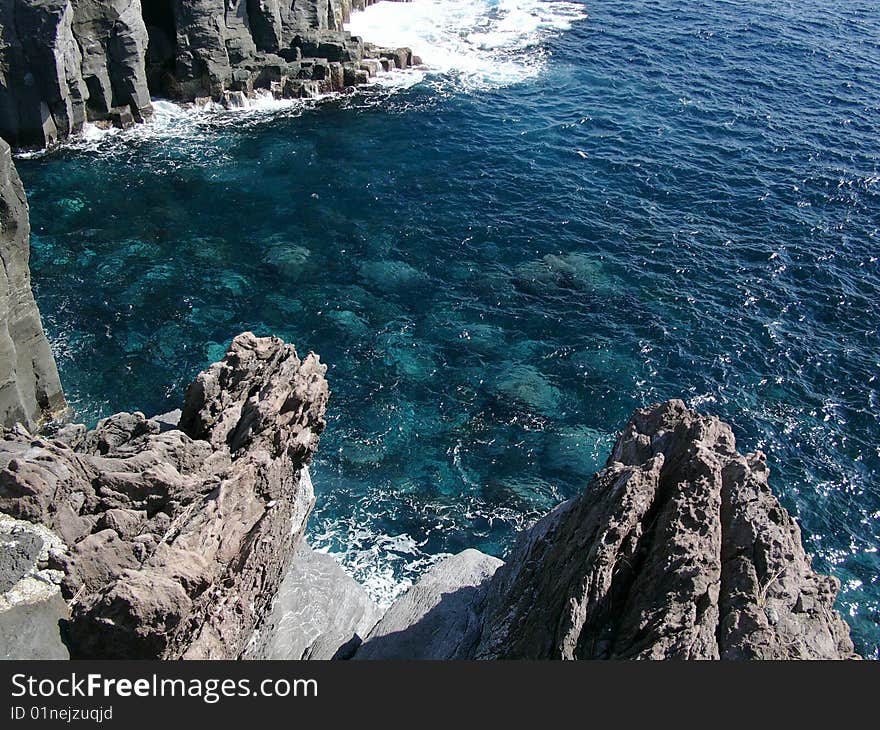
[246, 542, 381, 660]
[0, 0, 153, 148]
[355, 400, 859, 660]
[0, 0, 418, 146]
[0, 332, 329, 659]
[147, 0, 416, 104]
[0, 138, 66, 430]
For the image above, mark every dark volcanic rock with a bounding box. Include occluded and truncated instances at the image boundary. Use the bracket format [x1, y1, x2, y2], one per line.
[0, 529, 42, 592]
[0, 139, 66, 430]
[0, 0, 153, 148]
[2, 0, 412, 145]
[151, 0, 403, 101]
[356, 401, 859, 660]
[0, 332, 329, 659]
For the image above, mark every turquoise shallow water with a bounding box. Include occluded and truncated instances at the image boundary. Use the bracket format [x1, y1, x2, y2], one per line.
[16, 0, 880, 656]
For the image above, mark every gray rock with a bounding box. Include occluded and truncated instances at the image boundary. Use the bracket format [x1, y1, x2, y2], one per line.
[0, 0, 153, 147]
[0, 531, 42, 592]
[0, 590, 69, 659]
[2, 1, 411, 144]
[0, 139, 66, 430]
[71, 0, 153, 122]
[0, 513, 69, 659]
[247, 542, 381, 660]
[355, 549, 502, 660]
[152, 408, 182, 431]
[0, 332, 329, 659]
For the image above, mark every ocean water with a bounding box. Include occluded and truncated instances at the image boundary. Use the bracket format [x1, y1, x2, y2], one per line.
[15, 0, 880, 657]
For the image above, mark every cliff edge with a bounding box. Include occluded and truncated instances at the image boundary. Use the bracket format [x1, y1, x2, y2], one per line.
[0, 0, 417, 147]
[0, 138, 65, 431]
[356, 400, 859, 660]
[0, 332, 328, 659]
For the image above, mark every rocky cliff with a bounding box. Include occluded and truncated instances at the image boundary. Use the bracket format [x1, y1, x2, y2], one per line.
[1, 0, 417, 147]
[0, 331, 328, 659]
[0, 137, 65, 431]
[0, 364, 861, 659]
[0, 0, 153, 147]
[354, 400, 860, 660]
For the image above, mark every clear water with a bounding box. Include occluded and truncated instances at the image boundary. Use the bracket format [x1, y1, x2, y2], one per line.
[15, 0, 880, 657]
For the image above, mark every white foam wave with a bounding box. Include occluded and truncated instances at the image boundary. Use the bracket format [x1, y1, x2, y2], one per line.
[309, 524, 452, 607]
[14, 0, 586, 159]
[347, 0, 587, 91]
[16, 92, 330, 160]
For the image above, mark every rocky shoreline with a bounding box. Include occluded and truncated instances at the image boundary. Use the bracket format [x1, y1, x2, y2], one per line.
[0, 1, 863, 661]
[0, 0, 419, 148]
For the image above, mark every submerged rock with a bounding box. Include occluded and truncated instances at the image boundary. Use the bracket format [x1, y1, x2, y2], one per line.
[512, 252, 617, 298]
[491, 363, 564, 417]
[355, 401, 860, 660]
[0, 332, 329, 659]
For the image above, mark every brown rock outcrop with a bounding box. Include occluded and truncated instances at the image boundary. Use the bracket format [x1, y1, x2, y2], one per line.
[0, 332, 328, 658]
[355, 400, 859, 660]
[472, 400, 859, 660]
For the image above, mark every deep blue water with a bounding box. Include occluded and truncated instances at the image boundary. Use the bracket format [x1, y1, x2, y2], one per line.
[16, 0, 880, 656]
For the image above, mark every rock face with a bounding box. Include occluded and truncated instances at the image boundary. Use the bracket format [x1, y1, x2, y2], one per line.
[0, 0, 153, 148]
[147, 0, 416, 104]
[356, 549, 502, 660]
[246, 541, 381, 660]
[0, 0, 417, 146]
[0, 513, 69, 660]
[355, 401, 859, 660]
[0, 331, 329, 659]
[0, 138, 65, 430]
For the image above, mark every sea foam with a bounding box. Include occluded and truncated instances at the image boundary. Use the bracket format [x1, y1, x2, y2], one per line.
[346, 0, 588, 91]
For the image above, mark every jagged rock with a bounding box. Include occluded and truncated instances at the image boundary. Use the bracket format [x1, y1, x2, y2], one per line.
[0, 332, 329, 659]
[354, 401, 859, 661]
[377, 47, 411, 69]
[152, 408, 182, 431]
[0, 0, 153, 147]
[355, 550, 502, 660]
[246, 542, 381, 660]
[153, 1, 389, 100]
[0, 139, 66, 430]
[0, 513, 69, 659]
[472, 400, 858, 660]
[71, 1, 153, 122]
